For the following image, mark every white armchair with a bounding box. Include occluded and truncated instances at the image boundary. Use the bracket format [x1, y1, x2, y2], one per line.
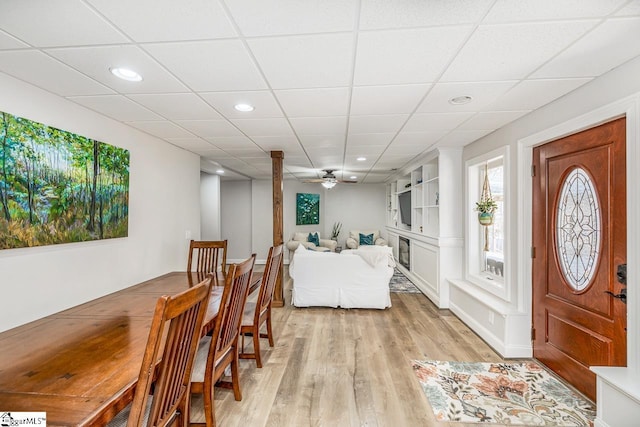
[286, 231, 337, 253]
[345, 230, 387, 249]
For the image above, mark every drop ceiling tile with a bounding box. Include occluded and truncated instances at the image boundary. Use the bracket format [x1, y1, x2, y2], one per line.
[345, 145, 386, 157]
[251, 135, 301, 150]
[0, 0, 127, 47]
[489, 78, 592, 111]
[298, 134, 345, 149]
[458, 111, 529, 130]
[199, 91, 283, 118]
[442, 21, 597, 82]
[176, 120, 243, 138]
[383, 144, 427, 156]
[347, 133, 395, 146]
[126, 121, 194, 138]
[0, 51, 113, 96]
[127, 93, 221, 120]
[437, 130, 494, 147]
[145, 40, 267, 91]
[348, 114, 409, 134]
[533, 17, 640, 78]
[351, 84, 431, 115]
[354, 26, 472, 85]
[226, 0, 357, 36]
[417, 81, 517, 113]
[47, 45, 189, 94]
[204, 136, 256, 149]
[68, 95, 163, 121]
[359, 0, 493, 30]
[220, 147, 266, 156]
[616, 1, 640, 16]
[274, 88, 350, 117]
[403, 112, 474, 132]
[230, 118, 294, 137]
[194, 147, 227, 157]
[247, 33, 353, 89]
[393, 131, 448, 146]
[284, 157, 313, 169]
[484, 0, 626, 23]
[165, 137, 216, 151]
[0, 30, 29, 49]
[289, 116, 347, 135]
[86, 0, 236, 42]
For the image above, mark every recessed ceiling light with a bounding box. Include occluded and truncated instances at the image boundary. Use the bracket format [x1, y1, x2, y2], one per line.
[357, 157, 366, 161]
[234, 103, 254, 112]
[350, 176, 357, 180]
[449, 95, 472, 105]
[109, 67, 143, 82]
[216, 169, 225, 174]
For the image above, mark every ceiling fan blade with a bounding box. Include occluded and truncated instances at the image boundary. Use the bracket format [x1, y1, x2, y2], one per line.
[337, 180, 358, 183]
[302, 178, 325, 183]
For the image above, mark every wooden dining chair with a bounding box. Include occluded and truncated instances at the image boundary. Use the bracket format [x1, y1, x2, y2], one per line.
[187, 240, 227, 286]
[190, 254, 256, 427]
[239, 244, 283, 368]
[108, 278, 212, 427]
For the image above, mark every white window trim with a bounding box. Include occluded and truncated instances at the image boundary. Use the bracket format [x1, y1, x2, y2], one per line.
[465, 145, 510, 301]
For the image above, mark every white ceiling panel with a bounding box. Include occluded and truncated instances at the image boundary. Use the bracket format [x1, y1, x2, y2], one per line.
[0, 51, 113, 96]
[226, 0, 357, 36]
[442, 21, 597, 82]
[484, 0, 626, 23]
[205, 136, 257, 149]
[248, 33, 354, 89]
[199, 91, 283, 118]
[274, 88, 350, 117]
[86, 0, 236, 42]
[47, 45, 189, 94]
[347, 133, 395, 146]
[165, 137, 216, 151]
[417, 81, 517, 113]
[359, 0, 493, 30]
[354, 26, 472, 85]
[437, 130, 494, 147]
[298, 134, 345, 149]
[393, 131, 448, 146]
[488, 78, 592, 111]
[345, 145, 386, 157]
[144, 40, 267, 91]
[176, 120, 243, 138]
[68, 95, 163, 121]
[348, 114, 409, 134]
[351, 84, 431, 115]
[383, 144, 428, 156]
[127, 93, 222, 120]
[126, 121, 195, 139]
[230, 118, 295, 137]
[289, 116, 347, 135]
[0, 0, 127, 47]
[403, 112, 474, 132]
[533, 17, 640, 78]
[0, 30, 28, 49]
[616, 1, 640, 16]
[458, 111, 529, 130]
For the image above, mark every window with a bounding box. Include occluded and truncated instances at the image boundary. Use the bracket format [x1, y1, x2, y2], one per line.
[466, 147, 509, 298]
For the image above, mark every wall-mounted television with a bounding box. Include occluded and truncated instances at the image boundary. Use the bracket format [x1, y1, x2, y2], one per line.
[399, 191, 411, 226]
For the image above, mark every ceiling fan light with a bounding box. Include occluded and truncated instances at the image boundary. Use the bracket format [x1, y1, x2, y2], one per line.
[321, 180, 337, 189]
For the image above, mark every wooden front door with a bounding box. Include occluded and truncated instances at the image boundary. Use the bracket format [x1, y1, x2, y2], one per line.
[532, 117, 627, 402]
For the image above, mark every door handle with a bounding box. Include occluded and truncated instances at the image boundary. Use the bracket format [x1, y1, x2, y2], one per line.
[605, 288, 627, 304]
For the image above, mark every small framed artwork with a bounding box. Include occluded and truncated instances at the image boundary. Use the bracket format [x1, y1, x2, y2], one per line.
[296, 193, 320, 225]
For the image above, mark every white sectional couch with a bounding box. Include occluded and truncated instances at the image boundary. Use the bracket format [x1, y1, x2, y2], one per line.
[289, 244, 395, 309]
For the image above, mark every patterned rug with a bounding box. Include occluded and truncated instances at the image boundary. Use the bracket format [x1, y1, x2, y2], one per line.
[389, 268, 422, 293]
[412, 360, 595, 426]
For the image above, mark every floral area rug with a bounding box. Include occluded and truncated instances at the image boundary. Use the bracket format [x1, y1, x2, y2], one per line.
[412, 360, 595, 426]
[389, 268, 422, 293]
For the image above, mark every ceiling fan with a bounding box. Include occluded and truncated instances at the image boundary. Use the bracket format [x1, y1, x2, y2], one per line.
[302, 170, 357, 189]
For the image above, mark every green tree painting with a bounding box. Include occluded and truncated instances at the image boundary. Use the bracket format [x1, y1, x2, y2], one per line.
[296, 193, 319, 225]
[0, 111, 129, 249]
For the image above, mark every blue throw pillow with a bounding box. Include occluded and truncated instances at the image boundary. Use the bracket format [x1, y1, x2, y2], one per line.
[359, 233, 374, 246]
[308, 232, 320, 246]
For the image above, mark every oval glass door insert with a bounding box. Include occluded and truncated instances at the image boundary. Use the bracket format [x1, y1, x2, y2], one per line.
[556, 167, 601, 291]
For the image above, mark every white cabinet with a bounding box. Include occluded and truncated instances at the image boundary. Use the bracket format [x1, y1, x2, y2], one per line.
[385, 148, 463, 308]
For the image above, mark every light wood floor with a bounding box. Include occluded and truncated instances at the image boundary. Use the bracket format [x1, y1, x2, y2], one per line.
[189, 267, 516, 426]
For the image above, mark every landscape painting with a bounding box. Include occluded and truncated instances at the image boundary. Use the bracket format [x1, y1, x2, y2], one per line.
[0, 111, 129, 249]
[296, 193, 319, 225]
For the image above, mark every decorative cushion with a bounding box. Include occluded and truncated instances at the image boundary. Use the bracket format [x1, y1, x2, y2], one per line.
[349, 230, 380, 242]
[308, 232, 320, 246]
[359, 233, 374, 246]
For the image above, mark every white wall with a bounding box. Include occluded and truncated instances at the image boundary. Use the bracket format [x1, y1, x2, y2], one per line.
[221, 179, 386, 263]
[220, 180, 252, 261]
[200, 172, 221, 240]
[0, 74, 201, 333]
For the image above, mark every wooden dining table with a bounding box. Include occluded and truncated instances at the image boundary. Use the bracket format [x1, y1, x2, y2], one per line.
[0, 270, 262, 426]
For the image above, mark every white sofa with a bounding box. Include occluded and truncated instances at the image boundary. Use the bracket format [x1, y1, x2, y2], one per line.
[289, 244, 394, 309]
[285, 231, 337, 253]
[345, 229, 387, 249]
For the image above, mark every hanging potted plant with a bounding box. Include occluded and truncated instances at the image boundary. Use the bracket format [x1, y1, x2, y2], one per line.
[475, 198, 498, 226]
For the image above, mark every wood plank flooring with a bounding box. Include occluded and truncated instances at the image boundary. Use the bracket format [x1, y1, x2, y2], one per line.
[189, 267, 515, 426]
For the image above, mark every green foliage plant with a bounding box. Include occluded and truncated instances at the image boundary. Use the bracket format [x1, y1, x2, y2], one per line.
[474, 198, 498, 214]
[331, 221, 342, 240]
